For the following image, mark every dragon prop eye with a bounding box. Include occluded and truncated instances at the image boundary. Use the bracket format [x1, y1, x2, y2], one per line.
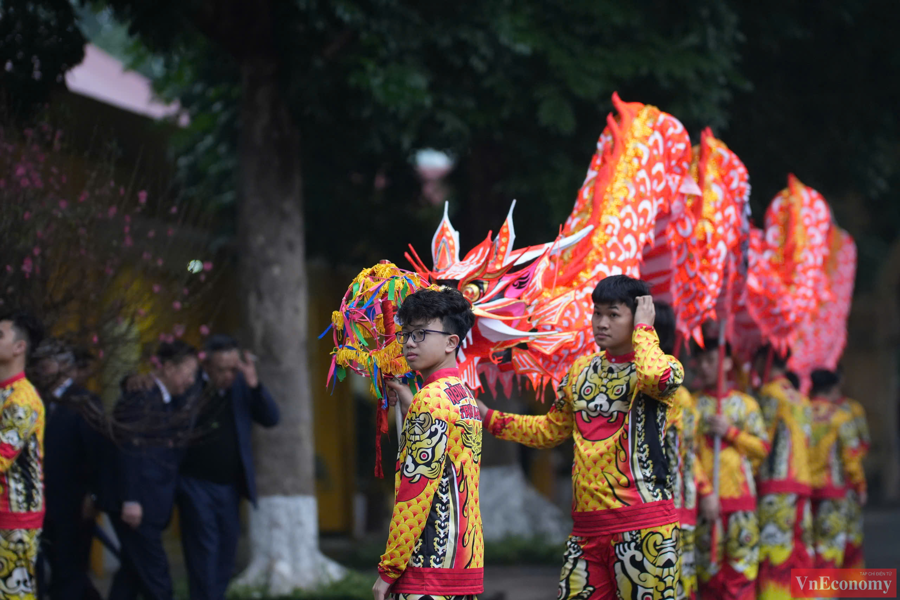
[462, 282, 483, 303]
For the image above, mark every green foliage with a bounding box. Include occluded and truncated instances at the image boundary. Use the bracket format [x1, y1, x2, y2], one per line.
[0, 0, 86, 115]
[79, 0, 745, 265]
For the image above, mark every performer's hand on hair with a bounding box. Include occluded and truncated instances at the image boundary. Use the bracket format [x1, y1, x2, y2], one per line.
[385, 379, 414, 416]
[372, 576, 391, 600]
[707, 415, 731, 438]
[236, 350, 260, 388]
[700, 494, 720, 522]
[634, 295, 656, 327]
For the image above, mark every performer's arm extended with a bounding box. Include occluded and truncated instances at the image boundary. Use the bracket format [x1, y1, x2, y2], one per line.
[377, 393, 450, 583]
[633, 325, 684, 405]
[483, 362, 577, 449]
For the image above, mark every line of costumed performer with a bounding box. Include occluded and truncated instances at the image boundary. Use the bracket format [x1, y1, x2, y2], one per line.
[324, 92, 866, 600]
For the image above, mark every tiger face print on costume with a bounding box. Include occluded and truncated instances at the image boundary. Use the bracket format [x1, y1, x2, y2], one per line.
[614, 525, 680, 600]
[571, 361, 635, 436]
[403, 413, 449, 482]
[758, 493, 796, 567]
[0, 528, 39, 600]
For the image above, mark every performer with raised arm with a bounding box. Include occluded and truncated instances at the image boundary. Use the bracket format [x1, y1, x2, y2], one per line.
[693, 338, 770, 600]
[752, 345, 814, 600]
[808, 369, 866, 570]
[477, 275, 684, 600]
[372, 287, 482, 600]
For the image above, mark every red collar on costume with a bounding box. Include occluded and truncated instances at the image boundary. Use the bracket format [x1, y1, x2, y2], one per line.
[0, 372, 25, 388]
[604, 350, 635, 364]
[423, 367, 461, 387]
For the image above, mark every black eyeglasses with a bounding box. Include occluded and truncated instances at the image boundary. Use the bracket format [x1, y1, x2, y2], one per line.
[396, 329, 453, 344]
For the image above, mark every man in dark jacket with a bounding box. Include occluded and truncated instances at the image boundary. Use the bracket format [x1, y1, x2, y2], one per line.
[176, 334, 280, 600]
[33, 340, 102, 600]
[105, 341, 199, 600]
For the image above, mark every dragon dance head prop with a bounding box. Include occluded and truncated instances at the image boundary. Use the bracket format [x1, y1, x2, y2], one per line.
[324, 262, 439, 476]
[404, 93, 698, 394]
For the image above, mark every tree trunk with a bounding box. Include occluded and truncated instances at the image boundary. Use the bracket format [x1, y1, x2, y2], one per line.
[233, 56, 344, 594]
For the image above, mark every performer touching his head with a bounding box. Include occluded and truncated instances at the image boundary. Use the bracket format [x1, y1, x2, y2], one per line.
[752, 345, 814, 600]
[692, 337, 769, 600]
[477, 275, 685, 600]
[373, 287, 482, 600]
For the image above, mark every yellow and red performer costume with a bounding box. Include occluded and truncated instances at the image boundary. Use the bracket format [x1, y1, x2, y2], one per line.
[808, 391, 865, 569]
[841, 396, 869, 569]
[666, 387, 711, 600]
[694, 385, 769, 600]
[0, 373, 45, 600]
[755, 373, 814, 600]
[377, 368, 484, 599]
[485, 326, 684, 600]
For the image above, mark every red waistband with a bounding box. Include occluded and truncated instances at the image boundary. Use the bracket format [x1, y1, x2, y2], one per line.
[572, 499, 677, 536]
[0, 510, 44, 529]
[678, 507, 698, 526]
[812, 486, 849, 500]
[719, 496, 756, 512]
[389, 567, 483, 595]
[757, 480, 812, 497]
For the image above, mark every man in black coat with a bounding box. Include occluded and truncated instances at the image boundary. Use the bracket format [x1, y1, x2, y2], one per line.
[33, 341, 102, 600]
[176, 335, 280, 600]
[103, 341, 199, 600]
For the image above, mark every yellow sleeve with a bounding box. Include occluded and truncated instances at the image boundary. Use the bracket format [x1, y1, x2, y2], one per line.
[723, 396, 770, 467]
[838, 412, 866, 493]
[377, 391, 450, 581]
[0, 386, 41, 472]
[695, 455, 713, 497]
[633, 325, 684, 405]
[484, 361, 578, 449]
[850, 400, 871, 455]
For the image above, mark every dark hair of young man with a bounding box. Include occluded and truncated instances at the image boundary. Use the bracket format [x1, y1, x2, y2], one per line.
[155, 340, 198, 365]
[754, 343, 791, 370]
[691, 333, 732, 358]
[0, 310, 45, 357]
[397, 287, 475, 346]
[785, 371, 801, 390]
[653, 301, 677, 355]
[810, 369, 840, 398]
[591, 275, 651, 313]
[204, 334, 240, 354]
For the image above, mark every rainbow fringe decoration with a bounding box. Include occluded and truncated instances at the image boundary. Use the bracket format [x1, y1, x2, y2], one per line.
[322, 261, 438, 476]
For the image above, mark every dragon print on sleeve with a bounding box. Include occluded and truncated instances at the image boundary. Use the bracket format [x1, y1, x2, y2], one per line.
[378, 369, 483, 597]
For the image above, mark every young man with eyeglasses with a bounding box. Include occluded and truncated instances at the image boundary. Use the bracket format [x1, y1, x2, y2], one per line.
[372, 287, 482, 600]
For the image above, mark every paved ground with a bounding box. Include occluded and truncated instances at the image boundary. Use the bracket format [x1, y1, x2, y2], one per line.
[91, 506, 900, 599]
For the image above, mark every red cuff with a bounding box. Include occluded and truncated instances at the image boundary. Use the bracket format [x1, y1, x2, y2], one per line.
[378, 568, 399, 584]
[634, 324, 655, 332]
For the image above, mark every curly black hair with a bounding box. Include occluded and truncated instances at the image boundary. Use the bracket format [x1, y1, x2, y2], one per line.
[397, 287, 475, 349]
